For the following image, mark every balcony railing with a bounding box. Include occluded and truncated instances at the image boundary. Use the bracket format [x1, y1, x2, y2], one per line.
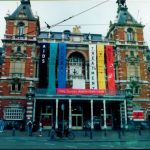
[35, 88, 125, 97]
[9, 73, 24, 79]
[129, 76, 139, 82]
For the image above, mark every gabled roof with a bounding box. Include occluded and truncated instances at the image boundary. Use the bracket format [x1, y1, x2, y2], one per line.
[116, 5, 143, 27]
[106, 3, 144, 38]
[5, 0, 37, 21]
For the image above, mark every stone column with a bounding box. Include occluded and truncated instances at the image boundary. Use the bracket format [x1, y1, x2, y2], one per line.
[26, 99, 34, 122]
[91, 99, 94, 129]
[124, 100, 128, 129]
[33, 97, 36, 122]
[69, 99, 72, 129]
[55, 99, 59, 129]
[103, 100, 107, 129]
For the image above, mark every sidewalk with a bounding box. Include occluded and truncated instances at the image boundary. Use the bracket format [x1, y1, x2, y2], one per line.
[0, 129, 150, 142]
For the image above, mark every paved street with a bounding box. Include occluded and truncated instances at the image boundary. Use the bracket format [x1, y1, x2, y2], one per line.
[0, 129, 150, 149]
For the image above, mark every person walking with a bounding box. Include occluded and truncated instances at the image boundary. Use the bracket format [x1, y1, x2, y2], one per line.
[27, 120, 33, 136]
[39, 121, 43, 136]
[0, 118, 4, 132]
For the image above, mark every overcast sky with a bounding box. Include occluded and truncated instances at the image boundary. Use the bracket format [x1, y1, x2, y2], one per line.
[0, 0, 150, 47]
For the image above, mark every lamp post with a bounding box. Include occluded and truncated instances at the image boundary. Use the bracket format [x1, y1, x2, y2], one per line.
[124, 84, 133, 129]
[26, 81, 35, 122]
[61, 104, 65, 134]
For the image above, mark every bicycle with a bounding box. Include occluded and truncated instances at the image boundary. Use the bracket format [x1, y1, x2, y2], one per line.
[49, 128, 75, 140]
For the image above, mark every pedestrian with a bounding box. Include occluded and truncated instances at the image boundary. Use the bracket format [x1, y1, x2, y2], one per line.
[64, 122, 69, 136]
[27, 120, 33, 136]
[39, 121, 43, 136]
[32, 121, 38, 132]
[0, 118, 4, 132]
[49, 125, 56, 140]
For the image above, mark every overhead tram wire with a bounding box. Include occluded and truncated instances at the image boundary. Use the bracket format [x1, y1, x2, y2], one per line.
[45, 0, 110, 29]
[13, 0, 110, 37]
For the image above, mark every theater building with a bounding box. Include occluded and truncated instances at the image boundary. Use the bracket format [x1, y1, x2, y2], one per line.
[0, 0, 149, 130]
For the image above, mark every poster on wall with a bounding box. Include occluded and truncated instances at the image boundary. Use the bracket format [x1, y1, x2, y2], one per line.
[39, 43, 49, 88]
[73, 79, 85, 89]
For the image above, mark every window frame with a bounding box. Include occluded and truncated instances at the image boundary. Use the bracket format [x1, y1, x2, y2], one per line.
[4, 107, 24, 120]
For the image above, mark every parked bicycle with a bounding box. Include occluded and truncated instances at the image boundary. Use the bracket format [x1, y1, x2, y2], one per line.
[49, 125, 75, 140]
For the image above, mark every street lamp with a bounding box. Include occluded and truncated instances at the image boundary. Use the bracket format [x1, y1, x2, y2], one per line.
[124, 84, 133, 129]
[26, 81, 35, 122]
[26, 81, 35, 100]
[125, 84, 133, 100]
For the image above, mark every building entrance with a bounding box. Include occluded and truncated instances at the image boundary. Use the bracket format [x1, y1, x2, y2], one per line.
[72, 114, 83, 129]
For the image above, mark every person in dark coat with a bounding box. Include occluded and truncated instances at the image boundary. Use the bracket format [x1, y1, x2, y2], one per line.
[27, 120, 33, 136]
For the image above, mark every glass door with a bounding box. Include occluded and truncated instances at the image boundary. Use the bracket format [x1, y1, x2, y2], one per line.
[72, 114, 83, 130]
[40, 105, 53, 129]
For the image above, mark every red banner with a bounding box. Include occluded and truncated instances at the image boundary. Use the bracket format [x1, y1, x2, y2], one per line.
[105, 45, 116, 95]
[57, 88, 106, 95]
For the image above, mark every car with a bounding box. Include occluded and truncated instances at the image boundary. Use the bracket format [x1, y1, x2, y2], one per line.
[140, 121, 150, 129]
[127, 120, 150, 130]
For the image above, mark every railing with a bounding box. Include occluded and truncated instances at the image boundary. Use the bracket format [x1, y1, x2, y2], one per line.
[9, 73, 24, 78]
[129, 76, 139, 82]
[35, 88, 125, 97]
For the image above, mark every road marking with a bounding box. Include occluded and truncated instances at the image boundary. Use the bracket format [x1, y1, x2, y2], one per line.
[66, 145, 77, 149]
[79, 143, 88, 145]
[44, 143, 55, 145]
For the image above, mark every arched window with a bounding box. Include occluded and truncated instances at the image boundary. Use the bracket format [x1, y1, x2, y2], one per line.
[127, 28, 134, 41]
[18, 22, 25, 39]
[67, 52, 85, 80]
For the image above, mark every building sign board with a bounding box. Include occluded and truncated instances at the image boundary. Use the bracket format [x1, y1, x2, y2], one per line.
[57, 88, 106, 95]
[132, 110, 144, 121]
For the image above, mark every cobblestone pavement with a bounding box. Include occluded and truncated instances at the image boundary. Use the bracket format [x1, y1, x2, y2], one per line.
[0, 129, 150, 142]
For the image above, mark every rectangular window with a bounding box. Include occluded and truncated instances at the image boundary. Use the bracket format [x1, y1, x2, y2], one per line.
[18, 26, 25, 39]
[133, 87, 140, 95]
[127, 64, 140, 79]
[10, 61, 25, 77]
[130, 51, 134, 57]
[4, 107, 24, 120]
[11, 83, 21, 92]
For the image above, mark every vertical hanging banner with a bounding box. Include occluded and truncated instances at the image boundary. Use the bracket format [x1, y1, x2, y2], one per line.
[58, 43, 66, 88]
[39, 43, 49, 88]
[105, 45, 116, 95]
[89, 44, 98, 89]
[97, 44, 106, 90]
[48, 43, 58, 94]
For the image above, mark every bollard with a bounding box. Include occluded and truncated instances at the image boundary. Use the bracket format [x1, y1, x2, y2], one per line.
[118, 130, 121, 139]
[121, 128, 125, 136]
[12, 127, 15, 136]
[84, 129, 88, 137]
[138, 128, 141, 136]
[90, 129, 93, 139]
[104, 129, 107, 136]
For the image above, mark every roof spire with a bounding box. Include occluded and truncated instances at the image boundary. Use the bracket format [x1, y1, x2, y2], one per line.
[21, 0, 30, 5]
[116, 0, 126, 7]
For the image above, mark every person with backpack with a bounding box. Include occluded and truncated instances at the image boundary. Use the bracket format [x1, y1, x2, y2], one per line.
[27, 120, 33, 136]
